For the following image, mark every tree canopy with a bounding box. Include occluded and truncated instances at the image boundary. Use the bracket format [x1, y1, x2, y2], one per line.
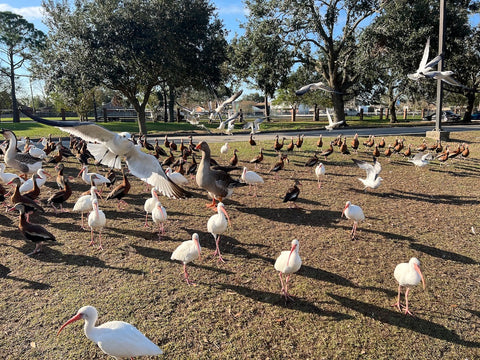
[40, 0, 227, 134]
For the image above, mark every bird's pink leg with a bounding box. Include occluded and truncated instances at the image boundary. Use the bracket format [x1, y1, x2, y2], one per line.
[317, 179, 321, 189]
[26, 243, 42, 256]
[89, 229, 95, 246]
[391, 285, 402, 311]
[183, 264, 195, 285]
[404, 287, 414, 316]
[50, 203, 59, 213]
[213, 235, 225, 263]
[157, 224, 162, 240]
[60, 204, 69, 212]
[144, 212, 149, 227]
[98, 231, 104, 250]
[80, 213, 87, 230]
[278, 272, 286, 296]
[284, 274, 294, 301]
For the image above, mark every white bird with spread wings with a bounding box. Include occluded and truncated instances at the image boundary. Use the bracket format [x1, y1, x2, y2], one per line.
[325, 109, 345, 131]
[352, 157, 383, 191]
[22, 111, 190, 199]
[209, 90, 243, 122]
[407, 38, 442, 81]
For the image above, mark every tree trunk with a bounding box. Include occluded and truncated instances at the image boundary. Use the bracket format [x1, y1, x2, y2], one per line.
[463, 90, 476, 123]
[313, 104, 320, 121]
[291, 105, 296, 122]
[331, 93, 346, 125]
[9, 53, 19, 123]
[264, 93, 270, 121]
[387, 85, 397, 123]
[163, 89, 168, 122]
[131, 100, 147, 135]
[168, 89, 175, 123]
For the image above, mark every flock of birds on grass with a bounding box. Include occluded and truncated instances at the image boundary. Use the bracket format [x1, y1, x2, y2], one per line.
[2, 110, 471, 357]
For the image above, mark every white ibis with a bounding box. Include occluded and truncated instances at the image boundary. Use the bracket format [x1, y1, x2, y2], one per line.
[19, 168, 50, 194]
[274, 239, 302, 300]
[88, 198, 106, 249]
[220, 142, 229, 158]
[352, 157, 383, 191]
[241, 167, 264, 197]
[143, 188, 159, 227]
[73, 186, 99, 230]
[0, 163, 24, 184]
[57, 305, 163, 358]
[314, 163, 325, 189]
[207, 202, 231, 263]
[152, 201, 168, 239]
[171, 233, 202, 285]
[165, 167, 189, 186]
[342, 201, 365, 240]
[22, 111, 189, 198]
[78, 165, 111, 188]
[392, 257, 426, 316]
[0, 129, 43, 176]
[26, 144, 47, 159]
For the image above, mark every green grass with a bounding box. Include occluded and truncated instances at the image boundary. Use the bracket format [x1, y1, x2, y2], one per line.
[1, 131, 479, 359]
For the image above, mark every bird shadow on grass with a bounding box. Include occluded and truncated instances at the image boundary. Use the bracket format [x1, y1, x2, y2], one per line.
[0, 263, 51, 289]
[349, 188, 479, 206]
[328, 293, 480, 348]
[9, 244, 145, 276]
[409, 243, 478, 264]
[235, 206, 339, 227]
[333, 224, 416, 243]
[218, 283, 353, 321]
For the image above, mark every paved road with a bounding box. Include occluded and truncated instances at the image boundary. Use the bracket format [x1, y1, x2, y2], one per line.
[159, 124, 480, 144]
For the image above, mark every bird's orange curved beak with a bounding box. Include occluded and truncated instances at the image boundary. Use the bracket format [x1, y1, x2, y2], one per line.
[413, 263, 426, 290]
[286, 243, 297, 267]
[57, 313, 82, 336]
[341, 203, 349, 217]
[194, 238, 201, 261]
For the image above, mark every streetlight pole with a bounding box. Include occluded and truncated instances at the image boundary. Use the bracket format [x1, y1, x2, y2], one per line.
[435, 0, 446, 132]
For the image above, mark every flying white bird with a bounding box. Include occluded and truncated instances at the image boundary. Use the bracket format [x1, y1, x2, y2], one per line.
[243, 117, 265, 134]
[423, 70, 466, 88]
[352, 157, 383, 191]
[408, 152, 433, 167]
[325, 109, 346, 131]
[407, 37, 442, 81]
[295, 81, 339, 96]
[209, 90, 243, 121]
[22, 111, 190, 199]
[218, 112, 239, 131]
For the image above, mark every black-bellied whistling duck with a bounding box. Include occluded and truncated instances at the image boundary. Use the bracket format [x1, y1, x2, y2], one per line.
[106, 167, 130, 209]
[47, 178, 72, 212]
[195, 141, 245, 209]
[390, 138, 399, 150]
[11, 203, 56, 255]
[249, 134, 256, 147]
[268, 154, 289, 176]
[8, 177, 44, 221]
[105, 168, 117, 188]
[164, 135, 170, 148]
[175, 160, 186, 176]
[393, 139, 404, 153]
[316, 135, 323, 149]
[448, 144, 462, 159]
[229, 149, 239, 166]
[274, 135, 285, 152]
[428, 140, 438, 152]
[340, 137, 350, 155]
[250, 148, 264, 168]
[436, 147, 450, 163]
[435, 140, 443, 153]
[384, 147, 392, 161]
[141, 135, 154, 151]
[188, 135, 197, 152]
[47, 150, 63, 164]
[57, 141, 74, 158]
[362, 135, 372, 147]
[304, 152, 319, 167]
[364, 135, 375, 149]
[351, 134, 359, 153]
[22, 174, 41, 201]
[186, 154, 198, 177]
[320, 142, 334, 160]
[55, 163, 66, 189]
[295, 134, 304, 149]
[169, 139, 177, 152]
[179, 139, 187, 155]
[416, 139, 427, 152]
[76, 140, 93, 166]
[162, 151, 175, 167]
[372, 145, 380, 158]
[286, 137, 295, 152]
[378, 137, 386, 149]
[0, 182, 6, 203]
[333, 134, 342, 147]
[403, 145, 412, 158]
[42, 134, 55, 155]
[283, 180, 301, 208]
[154, 139, 168, 158]
[461, 144, 469, 159]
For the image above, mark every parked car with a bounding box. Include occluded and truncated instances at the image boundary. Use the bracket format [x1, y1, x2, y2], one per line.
[470, 112, 480, 120]
[422, 110, 461, 122]
[345, 108, 359, 116]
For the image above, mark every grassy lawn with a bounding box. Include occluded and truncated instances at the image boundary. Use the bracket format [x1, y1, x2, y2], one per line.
[1, 114, 429, 139]
[1, 131, 479, 359]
